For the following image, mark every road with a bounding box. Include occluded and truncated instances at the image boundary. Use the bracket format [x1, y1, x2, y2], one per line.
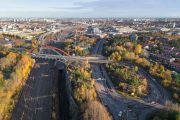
[91, 40, 138, 120]
[118, 61, 170, 104]
[91, 39, 165, 120]
[11, 60, 57, 120]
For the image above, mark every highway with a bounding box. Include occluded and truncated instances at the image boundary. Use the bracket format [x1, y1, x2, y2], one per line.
[11, 60, 57, 120]
[91, 39, 166, 120]
[91, 40, 137, 120]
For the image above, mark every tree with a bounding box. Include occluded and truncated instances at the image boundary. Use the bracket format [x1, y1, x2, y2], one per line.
[0, 34, 4, 40]
[125, 42, 134, 51]
[124, 52, 136, 60]
[134, 66, 139, 72]
[110, 52, 121, 61]
[135, 44, 142, 54]
[162, 79, 171, 87]
[141, 58, 150, 67]
[161, 70, 172, 81]
[0, 53, 34, 119]
[0, 71, 4, 86]
[174, 73, 180, 84]
[83, 101, 112, 120]
[31, 37, 38, 48]
[0, 52, 18, 70]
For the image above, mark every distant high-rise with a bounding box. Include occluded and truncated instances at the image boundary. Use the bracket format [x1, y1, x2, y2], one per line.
[173, 22, 176, 28]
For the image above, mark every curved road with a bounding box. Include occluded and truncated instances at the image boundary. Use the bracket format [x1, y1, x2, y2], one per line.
[91, 39, 169, 120]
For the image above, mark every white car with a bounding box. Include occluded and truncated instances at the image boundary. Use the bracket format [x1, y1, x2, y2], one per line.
[151, 101, 155, 104]
[118, 111, 122, 117]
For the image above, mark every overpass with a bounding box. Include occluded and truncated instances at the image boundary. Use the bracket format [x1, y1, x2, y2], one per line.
[32, 54, 113, 64]
[31, 45, 113, 64]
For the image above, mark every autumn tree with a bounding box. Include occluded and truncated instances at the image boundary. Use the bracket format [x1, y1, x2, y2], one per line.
[135, 44, 142, 54]
[161, 70, 172, 81]
[0, 52, 18, 70]
[125, 42, 134, 51]
[110, 52, 121, 61]
[31, 37, 38, 48]
[0, 34, 4, 40]
[0, 52, 34, 119]
[0, 71, 4, 86]
[83, 101, 112, 120]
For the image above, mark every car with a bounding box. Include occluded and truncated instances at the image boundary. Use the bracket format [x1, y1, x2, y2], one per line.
[118, 111, 122, 117]
[151, 101, 155, 104]
[128, 109, 132, 112]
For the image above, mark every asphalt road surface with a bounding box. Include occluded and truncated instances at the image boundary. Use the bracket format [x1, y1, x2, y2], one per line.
[91, 39, 166, 120]
[11, 59, 57, 120]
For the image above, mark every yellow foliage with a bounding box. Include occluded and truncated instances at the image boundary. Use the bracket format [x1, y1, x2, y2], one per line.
[161, 70, 172, 81]
[6, 52, 17, 59]
[0, 53, 34, 119]
[124, 52, 136, 60]
[83, 101, 112, 120]
[91, 79, 95, 87]
[31, 37, 38, 48]
[115, 45, 125, 51]
[161, 79, 171, 87]
[125, 42, 134, 51]
[75, 46, 83, 52]
[110, 52, 121, 61]
[137, 58, 150, 67]
[135, 44, 142, 54]
[0, 71, 3, 80]
[85, 88, 97, 101]
[80, 68, 91, 79]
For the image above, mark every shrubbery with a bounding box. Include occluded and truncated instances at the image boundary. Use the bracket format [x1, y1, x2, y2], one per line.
[69, 61, 112, 120]
[69, 61, 96, 104]
[106, 63, 148, 97]
[82, 101, 112, 120]
[62, 35, 97, 56]
[0, 52, 35, 119]
[103, 37, 180, 102]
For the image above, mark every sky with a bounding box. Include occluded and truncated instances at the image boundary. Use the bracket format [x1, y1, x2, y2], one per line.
[0, 0, 180, 18]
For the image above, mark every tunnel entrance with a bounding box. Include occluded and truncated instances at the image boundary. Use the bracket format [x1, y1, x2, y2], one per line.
[58, 69, 69, 120]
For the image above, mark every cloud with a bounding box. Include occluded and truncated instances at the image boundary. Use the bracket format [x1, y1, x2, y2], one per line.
[49, 6, 85, 10]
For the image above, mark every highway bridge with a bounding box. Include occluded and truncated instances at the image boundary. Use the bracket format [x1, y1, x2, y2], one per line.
[31, 45, 113, 64]
[32, 54, 113, 63]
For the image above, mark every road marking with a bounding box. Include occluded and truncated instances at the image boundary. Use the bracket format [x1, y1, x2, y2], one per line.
[24, 94, 56, 101]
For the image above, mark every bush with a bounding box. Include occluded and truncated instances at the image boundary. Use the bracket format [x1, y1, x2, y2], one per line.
[82, 101, 112, 120]
[0, 53, 34, 119]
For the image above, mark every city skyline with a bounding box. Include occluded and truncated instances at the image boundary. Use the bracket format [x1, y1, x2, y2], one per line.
[0, 0, 180, 18]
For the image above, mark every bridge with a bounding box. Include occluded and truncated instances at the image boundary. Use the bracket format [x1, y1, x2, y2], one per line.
[31, 46, 113, 64]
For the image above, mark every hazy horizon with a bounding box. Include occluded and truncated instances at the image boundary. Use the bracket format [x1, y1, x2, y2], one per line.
[0, 0, 180, 18]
